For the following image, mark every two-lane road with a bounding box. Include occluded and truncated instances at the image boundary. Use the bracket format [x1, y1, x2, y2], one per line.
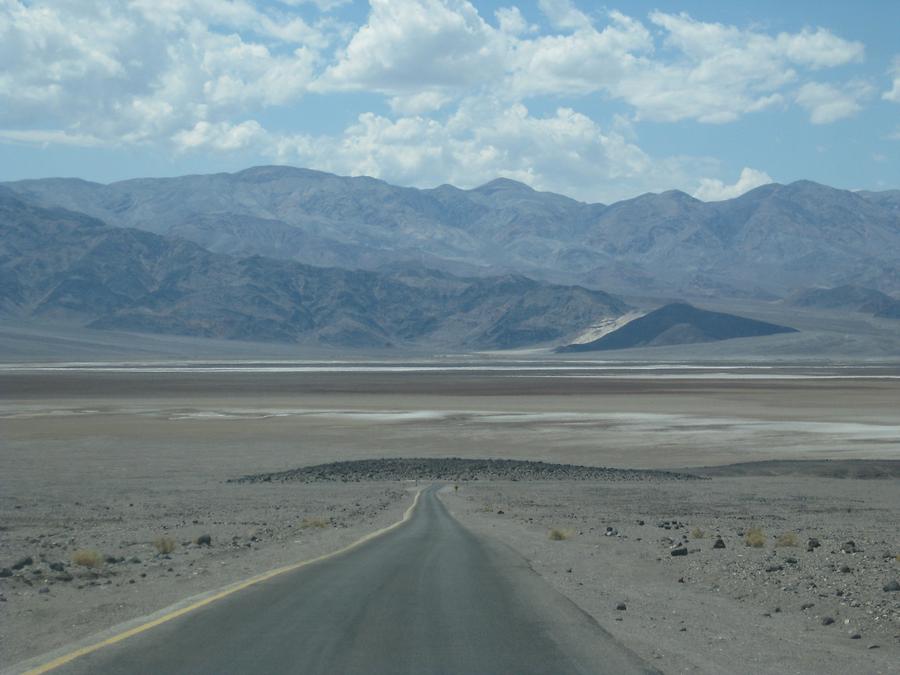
[35, 486, 655, 674]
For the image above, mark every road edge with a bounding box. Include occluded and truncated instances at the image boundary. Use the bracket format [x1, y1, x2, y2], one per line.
[7, 488, 423, 675]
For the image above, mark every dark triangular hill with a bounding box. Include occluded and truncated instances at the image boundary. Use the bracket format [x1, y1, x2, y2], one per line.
[557, 303, 797, 352]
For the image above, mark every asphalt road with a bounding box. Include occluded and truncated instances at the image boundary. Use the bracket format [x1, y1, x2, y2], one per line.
[47, 486, 655, 674]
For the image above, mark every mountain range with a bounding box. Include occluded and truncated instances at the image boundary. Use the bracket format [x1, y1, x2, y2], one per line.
[6, 167, 900, 298]
[0, 187, 625, 348]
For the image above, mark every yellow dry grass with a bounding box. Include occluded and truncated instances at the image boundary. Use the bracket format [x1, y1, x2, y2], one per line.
[153, 536, 177, 554]
[71, 549, 103, 568]
[744, 527, 766, 548]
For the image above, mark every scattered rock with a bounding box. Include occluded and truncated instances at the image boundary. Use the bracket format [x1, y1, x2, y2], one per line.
[616, 602, 627, 611]
[807, 538, 820, 551]
[195, 534, 212, 547]
[840, 541, 857, 554]
[496, 510, 504, 515]
[712, 537, 726, 549]
[0, 568, 12, 578]
[38, 586, 50, 594]
[840, 565, 852, 574]
[670, 546, 688, 557]
[882, 580, 900, 592]
[765, 564, 784, 573]
[605, 527, 618, 536]
[849, 633, 861, 640]
[801, 603, 815, 610]
[821, 617, 835, 626]
[49, 562, 65, 572]
[233, 458, 699, 484]
[11, 556, 33, 571]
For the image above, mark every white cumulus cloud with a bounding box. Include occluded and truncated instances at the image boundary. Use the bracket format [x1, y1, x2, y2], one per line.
[694, 167, 773, 201]
[795, 81, 874, 124]
[0, 0, 330, 146]
[316, 0, 507, 97]
[263, 97, 712, 202]
[0, 1, 882, 202]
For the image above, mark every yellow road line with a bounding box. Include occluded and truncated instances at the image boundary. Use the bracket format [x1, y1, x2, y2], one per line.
[22, 488, 424, 675]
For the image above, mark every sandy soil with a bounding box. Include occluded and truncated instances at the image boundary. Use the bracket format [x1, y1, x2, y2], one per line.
[2, 367, 898, 672]
[0, 480, 411, 668]
[4, 368, 900, 473]
[443, 479, 900, 675]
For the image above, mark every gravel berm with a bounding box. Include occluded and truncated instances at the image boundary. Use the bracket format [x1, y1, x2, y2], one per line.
[229, 458, 702, 484]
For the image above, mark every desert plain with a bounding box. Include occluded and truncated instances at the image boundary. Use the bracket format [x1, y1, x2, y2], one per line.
[1, 361, 898, 674]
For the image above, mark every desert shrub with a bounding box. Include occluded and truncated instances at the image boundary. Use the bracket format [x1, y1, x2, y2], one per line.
[691, 527, 705, 539]
[71, 549, 103, 568]
[775, 532, 798, 547]
[744, 527, 766, 548]
[548, 528, 570, 541]
[153, 536, 177, 554]
[300, 517, 329, 529]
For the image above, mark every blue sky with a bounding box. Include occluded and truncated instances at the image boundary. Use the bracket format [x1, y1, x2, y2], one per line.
[0, 0, 897, 202]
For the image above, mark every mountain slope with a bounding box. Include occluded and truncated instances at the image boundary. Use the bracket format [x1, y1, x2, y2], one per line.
[789, 285, 900, 319]
[6, 167, 899, 297]
[0, 188, 626, 348]
[557, 303, 797, 352]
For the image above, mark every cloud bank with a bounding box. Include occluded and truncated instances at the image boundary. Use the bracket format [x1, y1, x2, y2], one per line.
[0, 0, 880, 200]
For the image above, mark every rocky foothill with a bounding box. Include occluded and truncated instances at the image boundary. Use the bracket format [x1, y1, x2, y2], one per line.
[230, 458, 702, 484]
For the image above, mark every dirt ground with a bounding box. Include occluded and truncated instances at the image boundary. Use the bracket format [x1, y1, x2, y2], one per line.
[443, 478, 899, 675]
[2, 365, 898, 672]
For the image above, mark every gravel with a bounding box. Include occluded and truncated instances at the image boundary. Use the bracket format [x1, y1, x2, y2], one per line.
[230, 458, 702, 484]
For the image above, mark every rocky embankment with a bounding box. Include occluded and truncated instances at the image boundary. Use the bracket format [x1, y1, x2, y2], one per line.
[230, 458, 703, 484]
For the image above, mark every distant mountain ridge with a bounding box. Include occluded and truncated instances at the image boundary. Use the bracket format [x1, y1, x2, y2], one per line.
[558, 303, 797, 352]
[0, 187, 626, 348]
[6, 167, 900, 297]
[788, 285, 900, 319]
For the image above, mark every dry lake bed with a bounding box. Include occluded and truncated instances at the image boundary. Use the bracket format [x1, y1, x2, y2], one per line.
[1, 362, 898, 673]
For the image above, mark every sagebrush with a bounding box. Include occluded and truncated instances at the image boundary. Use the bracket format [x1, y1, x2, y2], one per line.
[153, 536, 177, 554]
[71, 549, 103, 568]
[744, 527, 766, 548]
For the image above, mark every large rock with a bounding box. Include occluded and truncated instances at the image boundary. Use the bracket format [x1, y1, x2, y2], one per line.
[11, 556, 33, 571]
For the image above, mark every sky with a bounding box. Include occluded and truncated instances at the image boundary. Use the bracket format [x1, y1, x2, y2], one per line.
[0, 0, 898, 203]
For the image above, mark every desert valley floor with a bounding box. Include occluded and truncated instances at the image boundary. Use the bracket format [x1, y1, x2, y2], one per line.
[1, 362, 898, 674]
